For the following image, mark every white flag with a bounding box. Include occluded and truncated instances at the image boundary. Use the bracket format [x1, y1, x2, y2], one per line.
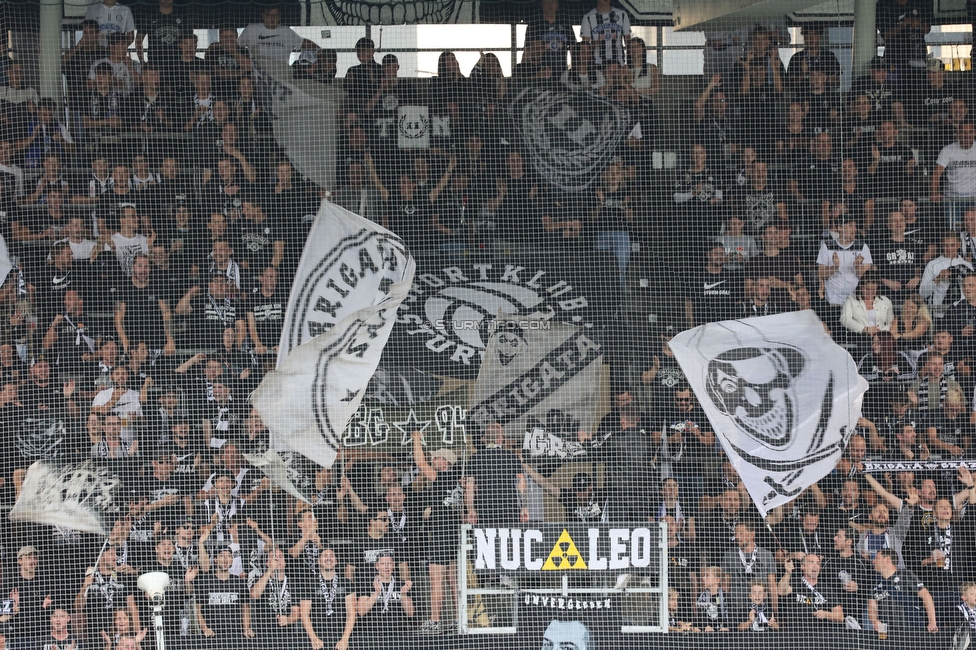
[245, 449, 314, 504]
[668, 311, 868, 517]
[9, 460, 124, 535]
[252, 201, 415, 469]
[468, 316, 606, 456]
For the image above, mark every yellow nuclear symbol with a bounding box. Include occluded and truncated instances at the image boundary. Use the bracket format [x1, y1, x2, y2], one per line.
[542, 529, 588, 571]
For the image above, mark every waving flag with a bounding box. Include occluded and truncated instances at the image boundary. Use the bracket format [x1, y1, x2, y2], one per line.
[668, 311, 868, 517]
[468, 316, 607, 454]
[251, 201, 415, 469]
[10, 460, 124, 535]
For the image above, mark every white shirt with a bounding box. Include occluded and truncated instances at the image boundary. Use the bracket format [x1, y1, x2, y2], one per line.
[54, 237, 97, 260]
[110, 232, 148, 276]
[580, 8, 630, 67]
[936, 140, 976, 198]
[817, 238, 873, 305]
[920, 255, 974, 316]
[84, 1, 135, 45]
[237, 23, 304, 63]
[0, 86, 38, 105]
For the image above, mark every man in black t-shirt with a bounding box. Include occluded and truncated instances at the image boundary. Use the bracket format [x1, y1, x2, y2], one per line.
[247, 546, 303, 646]
[5, 546, 53, 648]
[464, 424, 523, 527]
[116, 254, 175, 355]
[872, 210, 923, 306]
[135, 0, 187, 76]
[195, 545, 252, 643]
[684, 241, 744, 326]
[356, 553, 414, 639]
[299, 547, 356, 650]
[238, 196, 284, 278]
[868, 547, 939, 636]
[869, 121, 916, 199]
[657, 383, 716, 510]
[777, 554, 846, 632]
[344, 510, 402, 586]
[76, 546, 139, 648]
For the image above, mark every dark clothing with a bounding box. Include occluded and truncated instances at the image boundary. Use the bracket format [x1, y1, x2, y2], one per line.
[465, 446, 522, 526]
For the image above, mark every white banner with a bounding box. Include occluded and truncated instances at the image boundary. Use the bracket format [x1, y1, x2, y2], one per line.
[252, 201, 415, 469]
[468, 316, 606, 451]
[668, 311, 868, 517]
[9, 460, 123, 535]
[398, 105, 430, 149]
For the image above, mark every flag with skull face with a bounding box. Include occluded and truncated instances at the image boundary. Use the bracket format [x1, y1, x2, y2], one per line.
[668, 311, 868, 517]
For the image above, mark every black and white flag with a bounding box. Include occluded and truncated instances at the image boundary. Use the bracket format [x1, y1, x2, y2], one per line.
[252, 57, 341, 191]
[467, 316, 606, 450]
[509, 85, 631, 192]
[9, 460, 124, 535]
[244, 449, 315, 504]
[668, 311, 868, 517]
[251, 200, 416, 469]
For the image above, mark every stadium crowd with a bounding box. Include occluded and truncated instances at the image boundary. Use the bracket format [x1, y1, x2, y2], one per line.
[0, 0, 974, 646]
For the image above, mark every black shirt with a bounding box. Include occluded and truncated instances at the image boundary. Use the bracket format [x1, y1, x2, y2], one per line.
[196, 572, 247, 638]
[686, 268, 744, 324]
[301, 572, 355, 641]
[465, 447, 522, 526]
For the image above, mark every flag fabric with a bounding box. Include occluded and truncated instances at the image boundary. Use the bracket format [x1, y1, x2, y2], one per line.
[0, 234, 12, 288]
[467, 315, 606, 452]
[668, 311, 869, 517]
[9, 460, 124, 535]
[251, 57, 341, 191]
[251, 200, 415, 469]
[244, 449, 315, 504]
[509, 85, 631, 192]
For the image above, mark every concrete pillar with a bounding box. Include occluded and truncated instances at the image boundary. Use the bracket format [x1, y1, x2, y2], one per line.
[38, 0, 62, 101]
[852, 0, 878, 80]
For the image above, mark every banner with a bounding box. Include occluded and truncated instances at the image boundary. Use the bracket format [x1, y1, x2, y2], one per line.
[864, 460, 976, 473]
[252, 201, 416, 469]
[469, 524, 662, 573]
[383, 258, 603, 379]
[9, 460, 124, 535]
[509, 85, 631, 192]
[467, 315, 606, 444]
[398, 106, 430, 149]
[251, 57, 341, 191]
[310, 0, 478, 25]
[668, 311, 869, 517]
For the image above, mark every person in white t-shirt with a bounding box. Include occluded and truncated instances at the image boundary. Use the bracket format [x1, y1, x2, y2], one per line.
[931, 121, 976, 230]
[580, 0, 631, 69]
[237, 5, 316, 64]
[84, 0, 135, 47]
[817, 213, 874, 307]
[109, 204, 151, 277]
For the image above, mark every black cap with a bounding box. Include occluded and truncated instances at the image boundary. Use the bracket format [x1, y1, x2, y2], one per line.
[870, 56, 889, 71]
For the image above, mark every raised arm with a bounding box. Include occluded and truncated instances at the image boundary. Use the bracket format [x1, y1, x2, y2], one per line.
[863, 472, 904, 511]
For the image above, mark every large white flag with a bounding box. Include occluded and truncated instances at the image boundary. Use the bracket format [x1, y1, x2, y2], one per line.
[668, 311, 868, 517]
[251, 201, 415, 469]
[468, 316, 606, 457]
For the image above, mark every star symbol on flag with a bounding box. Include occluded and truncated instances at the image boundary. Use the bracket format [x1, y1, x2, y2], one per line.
[393, 409, 432, 445]
[340, 389, 358, 403]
